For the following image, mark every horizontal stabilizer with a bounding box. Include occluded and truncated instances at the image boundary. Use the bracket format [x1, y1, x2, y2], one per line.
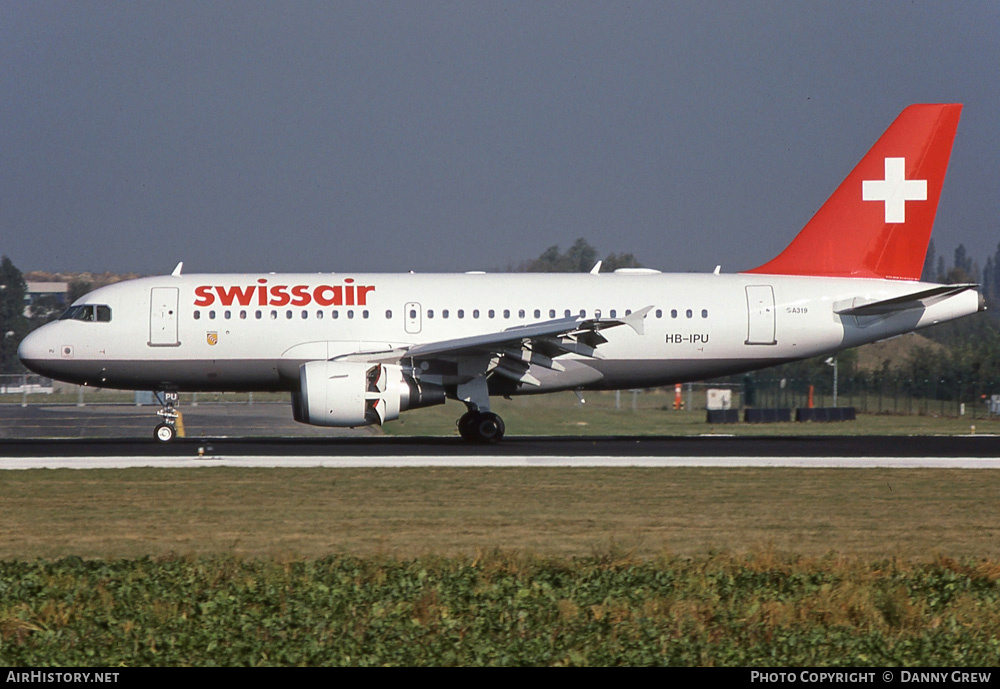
[834, 284, 977, 316]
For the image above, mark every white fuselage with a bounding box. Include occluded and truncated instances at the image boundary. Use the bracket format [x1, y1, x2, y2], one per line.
[18, 271, 981, 394]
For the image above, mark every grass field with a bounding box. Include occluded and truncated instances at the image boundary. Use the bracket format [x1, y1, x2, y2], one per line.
[382, 390, 996, 438]
[3, 466, 1000, 665]
[2, 466, 998, 561]
[4, 554, 1000, 666]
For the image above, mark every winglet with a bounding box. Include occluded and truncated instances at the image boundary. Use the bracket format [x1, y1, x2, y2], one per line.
[622, 305, 653, 335]
[171, 262, 184, 277]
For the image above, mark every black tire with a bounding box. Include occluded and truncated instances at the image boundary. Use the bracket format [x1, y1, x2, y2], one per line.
[474, 412, 505, 443]
[457, 411, 479, 441]
[154, 423, 176, 443]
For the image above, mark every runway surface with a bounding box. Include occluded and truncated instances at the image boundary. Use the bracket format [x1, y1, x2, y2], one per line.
[2, 435, 999, 469]
[3, 403, 999, 469]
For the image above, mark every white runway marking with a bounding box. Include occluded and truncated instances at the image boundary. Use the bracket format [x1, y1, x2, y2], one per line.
[4, 456, 1000, 470]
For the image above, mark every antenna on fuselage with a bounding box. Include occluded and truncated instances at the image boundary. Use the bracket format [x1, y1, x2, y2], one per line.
[171, 262, 183, 277]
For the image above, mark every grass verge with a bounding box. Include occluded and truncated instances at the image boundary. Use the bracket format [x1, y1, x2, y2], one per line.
[382, 392, 997, 438]
[2, 553, 1000, 665]
[2, 467, 998, 561]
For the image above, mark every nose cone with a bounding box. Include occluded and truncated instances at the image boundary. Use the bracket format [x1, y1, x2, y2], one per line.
[17, 327, 56, 375]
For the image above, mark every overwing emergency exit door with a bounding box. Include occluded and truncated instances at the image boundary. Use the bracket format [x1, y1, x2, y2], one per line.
[404, 302, 422, 334]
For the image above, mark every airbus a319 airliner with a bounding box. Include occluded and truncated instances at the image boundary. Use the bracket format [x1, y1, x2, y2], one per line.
[19, 104, 984, 442]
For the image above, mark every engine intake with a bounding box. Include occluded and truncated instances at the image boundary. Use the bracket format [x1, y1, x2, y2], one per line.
[292, 361, 444, 427]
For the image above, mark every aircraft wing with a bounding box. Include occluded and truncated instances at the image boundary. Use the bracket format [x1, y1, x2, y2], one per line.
[333, 306, 651, 387]
[406, 307, 649, 358]
[404, 307, 651, 386]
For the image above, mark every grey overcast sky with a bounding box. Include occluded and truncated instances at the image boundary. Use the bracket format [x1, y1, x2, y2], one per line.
[2, 1, 998, 275]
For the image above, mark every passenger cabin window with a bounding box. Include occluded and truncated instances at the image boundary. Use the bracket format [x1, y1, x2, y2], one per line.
[60, 305, 112, 322]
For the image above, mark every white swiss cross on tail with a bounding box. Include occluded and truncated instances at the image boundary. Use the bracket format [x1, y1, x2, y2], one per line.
[862, 157, 927, 223]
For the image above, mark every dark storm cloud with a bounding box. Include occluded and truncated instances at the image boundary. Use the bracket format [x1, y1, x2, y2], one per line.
[1, 2, 998, 274]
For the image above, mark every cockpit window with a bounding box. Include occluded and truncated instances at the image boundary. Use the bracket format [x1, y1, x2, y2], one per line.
[60, 306, 91, 321]
[59, 305, 112, 322]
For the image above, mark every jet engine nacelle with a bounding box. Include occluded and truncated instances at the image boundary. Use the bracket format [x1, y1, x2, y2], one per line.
[293, 361, 444, 427]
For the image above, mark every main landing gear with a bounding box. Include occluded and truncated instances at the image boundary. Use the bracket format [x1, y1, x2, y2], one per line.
[454, 376, 505, 443]
[457, 410, 506, 443]
[153, 390, 180, 443]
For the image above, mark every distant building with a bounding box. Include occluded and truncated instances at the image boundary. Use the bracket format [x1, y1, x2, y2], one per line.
[24, 282, 69, 316]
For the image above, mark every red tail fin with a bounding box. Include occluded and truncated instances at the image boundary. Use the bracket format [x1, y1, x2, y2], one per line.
[746, 104, 962, 280]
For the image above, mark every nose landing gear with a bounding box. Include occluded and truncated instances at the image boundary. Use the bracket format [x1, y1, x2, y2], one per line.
[153, 391, 180, 443]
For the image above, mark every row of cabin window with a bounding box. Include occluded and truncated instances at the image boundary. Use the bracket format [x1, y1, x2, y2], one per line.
[422, 308, 709, 319]
[194, 309, 375, 321]
[192, 308, 711, 321]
